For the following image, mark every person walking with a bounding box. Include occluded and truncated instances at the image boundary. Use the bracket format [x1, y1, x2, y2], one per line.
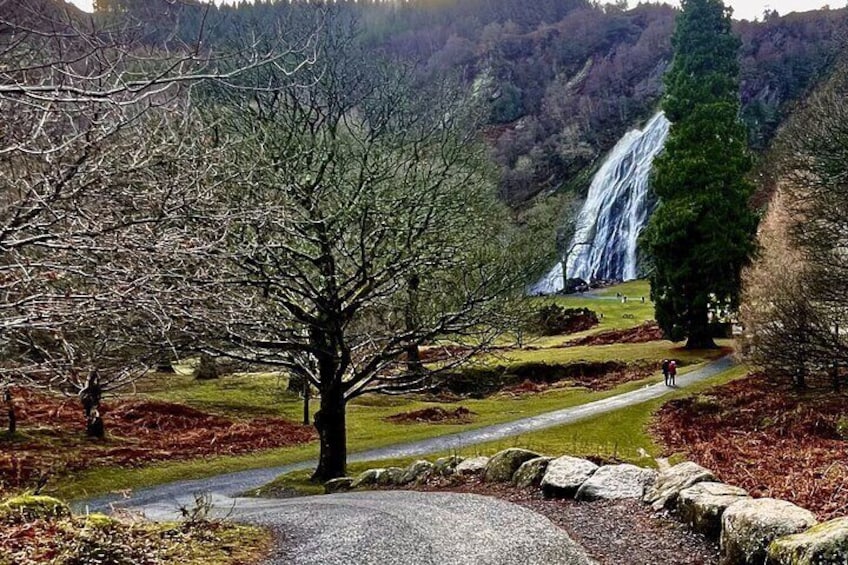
[661, 359, 670, 386]
[668, 359, 677, 387]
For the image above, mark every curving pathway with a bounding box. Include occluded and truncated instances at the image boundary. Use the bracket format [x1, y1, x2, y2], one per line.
[141, 490, 596, 565]
[77, 355, 735, 514]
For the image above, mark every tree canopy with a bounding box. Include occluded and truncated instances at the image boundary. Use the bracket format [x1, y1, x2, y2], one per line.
[641, 0, 758, 349]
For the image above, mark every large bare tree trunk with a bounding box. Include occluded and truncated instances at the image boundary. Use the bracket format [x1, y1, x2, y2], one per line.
[312, 383, 347, 482]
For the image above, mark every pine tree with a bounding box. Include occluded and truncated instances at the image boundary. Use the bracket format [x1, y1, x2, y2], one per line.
[641, 0, 757, 349]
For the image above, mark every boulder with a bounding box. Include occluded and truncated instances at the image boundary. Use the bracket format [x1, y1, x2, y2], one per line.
[350, 468, 385, 489]
[575, 464, 657, 501]
[434, 456, 465, 477]
[400, 460, 434, 485]
[720, 498, 818, 565]
[1, 495, 70, 521]
[540, 456, 598, 498]
[483, 449, 542, 483]
[644, 461, 716, 510]
[678, 482, 750, 538]
[455, 456, 489, 476]
[377, 467, 405, 486]
[513, 457, 553, 489]
[767, 517, 848, 565]
[324, 477, 354, 494]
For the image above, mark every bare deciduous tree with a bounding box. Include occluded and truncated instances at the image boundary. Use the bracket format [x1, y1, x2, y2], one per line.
[160, 29, 530, 481]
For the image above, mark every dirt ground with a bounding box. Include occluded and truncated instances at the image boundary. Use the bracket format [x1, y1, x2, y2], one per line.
[653, 372, 848, 519]
[0, 388, 315, 494]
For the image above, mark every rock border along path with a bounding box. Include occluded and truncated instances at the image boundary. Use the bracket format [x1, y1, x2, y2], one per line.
[78, 355, 735, 513]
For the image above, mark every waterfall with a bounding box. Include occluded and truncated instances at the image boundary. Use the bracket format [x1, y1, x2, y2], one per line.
[530, 111, 670, 295]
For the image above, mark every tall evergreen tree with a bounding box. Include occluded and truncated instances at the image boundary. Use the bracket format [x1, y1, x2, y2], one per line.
[641, 0, 757, 349]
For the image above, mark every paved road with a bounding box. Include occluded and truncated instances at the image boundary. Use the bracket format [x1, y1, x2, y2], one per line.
[76, 355, 735, 514]
[141, 490, 596, 565]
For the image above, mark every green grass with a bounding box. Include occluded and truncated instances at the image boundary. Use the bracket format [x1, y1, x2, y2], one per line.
[500, 339, 732, 366]
[454, 363, 749, 465]
[65, 356, 728, 501]
[259, 364, 750, 495]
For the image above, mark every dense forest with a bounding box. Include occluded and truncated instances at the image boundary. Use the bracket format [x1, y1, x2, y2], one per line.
[26, 0, 846, 206]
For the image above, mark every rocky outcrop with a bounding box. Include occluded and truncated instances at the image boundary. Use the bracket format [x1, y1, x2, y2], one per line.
[324, 477, 355, 494]
[767, 517, 848, 565]
[644, 461, 716, 510]
[455, 456, 490, 476]
[540, 456, 598, 498]
[678, 481, 750, 539]
[576, 464, 657, 502]
[434, 456, 464, 477]
[1, 495, 70, 521]
[351, 468, 385, 489]
[483, 448, 542, 483]
[513, 457, 553, 488]
[400, 460, 435, 485]
[721, 498, 818, 565]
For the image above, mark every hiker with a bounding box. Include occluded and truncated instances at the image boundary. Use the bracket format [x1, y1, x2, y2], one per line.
[661, 359, 670, 386]
[669, 359, 677, 386]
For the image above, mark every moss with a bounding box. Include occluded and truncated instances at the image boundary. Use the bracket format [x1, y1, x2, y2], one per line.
[82, 512, 116, 528]
[1, 494, 70, 521]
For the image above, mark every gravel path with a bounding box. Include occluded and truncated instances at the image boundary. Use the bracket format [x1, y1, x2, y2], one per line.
[140, 490, 596, 565]
[399, 481, 718, 565]
[76, 355, 734, 513]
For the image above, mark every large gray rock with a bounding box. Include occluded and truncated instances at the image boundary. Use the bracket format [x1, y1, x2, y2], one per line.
[377, 467, 405, 486]
[455, 456, 490, 476]
[721, 498, 818, 565]
[767, 517, 848, 565]
[678, 482, 750, 539]
[399, 460, 435, 485]
[324, 477, 354, 494]
[540, 456, 598, 498]
[575, 464, 657, 502]
[351, 468, 385, 489]
[644, 461, 716, 510]
[434, 456, 465, 477]
[513, 457, 553, 489]
[483, 448, 542, 483]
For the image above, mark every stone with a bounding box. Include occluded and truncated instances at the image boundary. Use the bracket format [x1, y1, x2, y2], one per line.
[377, 467, 405, 486]
[513, 457, 553, 489]
[455, 456, 489, 476]
[83, 513, 116, 528]
[483, 448, 543, 483]
[351, 468, 385, 489]
[575, 464, 657, 501]
[399, 460, 434, 485]
[721, 498, 818, 565]
[767, 517, 848, 565]
[644, 461, 716, 510]
[540, 456, 599, 498]
[434, 456, 465, 477]
[1, 495, 70, 521]
[678, 482, 750, 539]
[324, 477, 355, 494]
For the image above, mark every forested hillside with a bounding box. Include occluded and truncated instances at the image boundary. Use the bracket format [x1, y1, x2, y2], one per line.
[38, 0, 847, 204]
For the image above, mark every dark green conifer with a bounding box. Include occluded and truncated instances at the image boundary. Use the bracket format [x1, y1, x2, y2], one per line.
[641, 0, 758, 349]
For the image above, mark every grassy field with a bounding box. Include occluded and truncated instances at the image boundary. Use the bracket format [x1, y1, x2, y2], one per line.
[260, 363, 749, 495]
[52, 280, 734, 501]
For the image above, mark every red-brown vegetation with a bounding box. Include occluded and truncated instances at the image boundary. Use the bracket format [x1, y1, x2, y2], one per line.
[567, 322, 665, 347]
[0, 389, 315, 494]
[385, 406, 475, 425]
[653, 373, 848, 519]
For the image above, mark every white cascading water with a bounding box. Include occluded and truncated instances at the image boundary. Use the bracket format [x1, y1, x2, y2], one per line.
[530, 111, 670, 295]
